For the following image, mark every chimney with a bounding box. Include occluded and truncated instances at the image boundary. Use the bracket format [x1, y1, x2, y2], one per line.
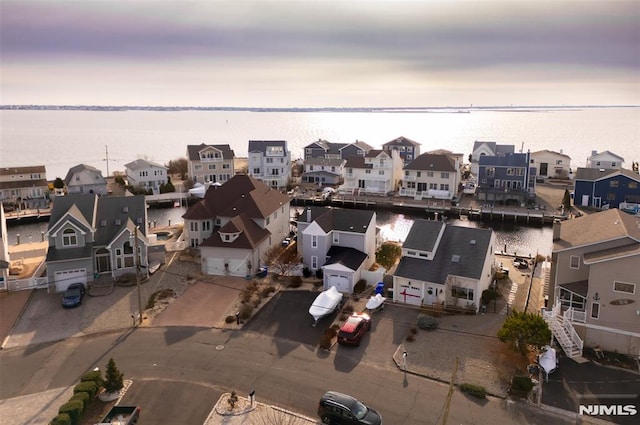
[591, 150, 597, 157]
[553, 219, 562, 241]
[306, 207, 311, 222]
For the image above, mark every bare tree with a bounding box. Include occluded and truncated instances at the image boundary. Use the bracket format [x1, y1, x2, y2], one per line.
[263, 245, 300, 277]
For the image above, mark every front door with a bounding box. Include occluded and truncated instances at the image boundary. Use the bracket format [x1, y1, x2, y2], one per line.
[425, 286, 437, 305]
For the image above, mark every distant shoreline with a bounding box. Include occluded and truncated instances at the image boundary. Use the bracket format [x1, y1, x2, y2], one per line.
[1, 104, 638, 113]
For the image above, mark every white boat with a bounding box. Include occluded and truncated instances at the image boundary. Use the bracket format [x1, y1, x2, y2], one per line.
[309, 286, 343, 325]
[365, 293, 386, 312]
[148, 260, 161, 274]
[462, 181, 477, 195]
[619, 202, 640, 215]
[538, 345, 558, 381]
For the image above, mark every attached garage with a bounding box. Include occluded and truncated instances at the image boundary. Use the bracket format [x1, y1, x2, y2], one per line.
[327, 275, 350, 292]
[54, 269, 88, 292]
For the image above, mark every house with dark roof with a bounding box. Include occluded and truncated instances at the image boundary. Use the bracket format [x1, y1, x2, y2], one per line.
[182, 174, 291, 277]
[187, 143, 236, 185]
[574, 167, 640, 209]
[296, 206, 376, 293]
[45, 194, 149, 292]
[392, 220, 495, 312]
[470, 141, 515, 177]
[0, 165, 49, 209]
[303, 139, 372, 160]
[342, 149, 404, 195]
[399, 153, 460, 200]
[586, 150, 624, 170]
[248, 140, 291, 189]
[124, 159, 168, 195]
[64, 164, 108, 196]
[545, 209, 640, 357]
[382, 136, 421, 165]
[301, 157, 346, 186]
[477, 152, 536, 205]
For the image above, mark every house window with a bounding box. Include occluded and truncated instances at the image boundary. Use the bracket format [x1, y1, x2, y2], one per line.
[190, 238, 199, 248]
[417, 171, 421, 178]
[202, 221, 211, 232]
[266, 217, 270, 225]
[629, 182, 638, 189]
[365, 169, 371, 174]
[486, 167, 495, 177]
[556, 160, 563, 165]
[62, 229, 78, 246]
[441, 172, 449, 179]
[507, 168, 514, 176]
[613, 281, 635, 294]
[190, 221, 199, 232]
[590, 302, 600, 320]
[208, 164, 216, 170]
[311, 256, 318, 269]
[427, 171, 434, 177]
[407, 250, 416, 256]
[406, 155, 412, 160]
[266, 158, 274, 163]
[223, 163, 230, 169]
[569, 255, 580, 269]
[378, 170, 384, 175]
[440, 184, 449, 191]
[451, 286, 474, 301]
[405, 171, 410, 176]
[611, 162, 617, 167]
[312, 235, 318, 248]
[253, 168, 260, 174]
[595, 161, 601, 166]
[610, 181, 619, 188]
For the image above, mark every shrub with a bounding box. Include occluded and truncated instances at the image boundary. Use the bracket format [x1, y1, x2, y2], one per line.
[353, 279, 367, 293]
[302, 267, 311, 278]
[80, 370, 103, 386]
[50, 413, 71, 425]
[289, 275, 303, 288]
[225, 315, 236, 324]
[58, 399, 84, 425]
[409, 326, 418, 335]
[416, 314, 439, 330]
[260, 286, 276, 297]
[239, 302, 254, 320]
[460, 383, 486, 399]
[103, 358, 124, 394]
[315, 268, 323, 279]
[511, 376, 534, 393]
[73, 380, 98, 398]
[481, 289, 500, 304]
[319, 327, 337, 349]
[70, 391, 91, 409]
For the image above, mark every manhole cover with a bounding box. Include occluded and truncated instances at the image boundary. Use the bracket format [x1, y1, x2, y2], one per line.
[215, 345, 225, 351]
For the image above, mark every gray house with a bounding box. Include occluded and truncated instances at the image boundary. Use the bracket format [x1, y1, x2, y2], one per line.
[45, 194, 149, 292]
[64, 164, 108, 196]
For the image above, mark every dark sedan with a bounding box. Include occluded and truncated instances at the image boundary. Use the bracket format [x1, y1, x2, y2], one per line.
[61, 283, 86, 308]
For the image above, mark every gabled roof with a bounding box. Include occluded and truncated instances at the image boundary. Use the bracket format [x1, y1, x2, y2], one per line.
[405, 153, 456, 172]
[94, 195, 148, 244]
[323, 246, 368, 271]
[200, 212, 270, 249]
[403, 220, 445, 252]
[0, 165, 46, 176]
[125, 158, 166, 171]
[298, 206, 374, 234]
[48, 194, 98, 231]
[364, 149, 388, 158]
[304, 158, 345, 167]
[395, 223, 493, 283]
[553, 208, 640, 251]
[531, 149, 571, 159]
[187, 143, 235, 161]
[472, 141, 515, 156]
[182, 174, 289, 220]
[383, 136, 420, 147]
[248, 140, 288, 154]
[588, 150, 624, 161]
[344, 156, 371, 169]
[64, 164, 105, 186]
[478, 153, 529, 167]
[574, 167, 640, 182]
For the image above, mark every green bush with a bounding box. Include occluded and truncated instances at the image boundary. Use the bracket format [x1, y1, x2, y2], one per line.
[460, 383, 486, 399]
[80, 370, 103, 386]
[73, 380, 98, 398]
[511, 376, 534, 393]
[416, 314, 439, 330]
[315, 268, 323, 279]
[49, 413, 71, 425]
[481, 289, 500, 304]
[58, 399, 84, 425]
[353, 279, 367, 293]
[225, 315, 236, 324]
[70, 391, 91, 409]
[260, 286, 276, 297]
[302, 267, 311, 278]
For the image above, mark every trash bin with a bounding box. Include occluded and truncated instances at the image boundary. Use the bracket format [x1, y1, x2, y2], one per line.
[375, 282, 385, 295]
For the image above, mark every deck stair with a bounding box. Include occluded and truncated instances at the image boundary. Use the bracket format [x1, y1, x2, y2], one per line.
[543, 303, 583, 358]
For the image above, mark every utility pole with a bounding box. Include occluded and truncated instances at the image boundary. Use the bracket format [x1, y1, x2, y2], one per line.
[440, 356, 459, 425]
[103, 145, 116, 177]
[524, 250, 538, 313]
[134, 226, 143, 325]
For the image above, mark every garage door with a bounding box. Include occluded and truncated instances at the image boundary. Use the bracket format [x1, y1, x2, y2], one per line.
[328, 275, 350, 293]
[205, 258, 225, 275]
[54, 269, 87, 291]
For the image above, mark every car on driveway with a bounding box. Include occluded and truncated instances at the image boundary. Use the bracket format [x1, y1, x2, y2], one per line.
[513, 258, 529, 269]
[61, 283, 85, 308]
[318, 391, 382, 424]
[337, 312, 371, 346]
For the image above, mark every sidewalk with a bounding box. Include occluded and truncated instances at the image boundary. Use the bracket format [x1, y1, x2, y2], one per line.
[204, 393, 317, 425]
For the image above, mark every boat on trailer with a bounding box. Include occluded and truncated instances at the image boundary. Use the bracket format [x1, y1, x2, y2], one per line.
[309, 286, 343, 326]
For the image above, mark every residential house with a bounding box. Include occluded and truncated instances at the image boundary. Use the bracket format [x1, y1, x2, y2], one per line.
[64, 164, 108, 196]
[573, 167, 640, 209]
[470, 141, 515, 178]
[248, 140, 291, 189]
[342, 149, 404, 195]
[392, 220, 495, 312]
[530, 150, 572, 181]
[45, 194, 149, 292]
[296, 206, 376, 293]
[301, 158, 346, 186]
[0, 165, 49, 209]
[0, 207, 8, 290]
[125, 159, 168, 195]
[586, 150, 624, 170]
[545, 209, 640, 356]
[182, 174, 290, 277]
[399, 153, 459, 200]
[382, 136, 421, 165]
[303, 139, 373, 160]
[187, 143, 236, 184]
[476, 152, 536, 205]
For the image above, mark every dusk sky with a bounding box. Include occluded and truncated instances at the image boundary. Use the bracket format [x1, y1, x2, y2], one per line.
[1, 0, 638, 108]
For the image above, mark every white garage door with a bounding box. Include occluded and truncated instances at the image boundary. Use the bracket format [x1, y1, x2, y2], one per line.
[328, 275, 350, 293]
[205, 257, 225, 275]
[54, 269, 87, 291]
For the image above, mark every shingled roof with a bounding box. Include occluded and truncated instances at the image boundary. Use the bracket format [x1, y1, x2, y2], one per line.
[405, 153, 456, 171]
[200, 212, 270, 249]
[553, 208, 640, 251]
[186, 143, 235, 160]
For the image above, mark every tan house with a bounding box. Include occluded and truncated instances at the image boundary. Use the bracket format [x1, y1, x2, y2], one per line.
[545, 209, 640, 357]
[187, 143, 236, 185]
[530, 149, 572, 180]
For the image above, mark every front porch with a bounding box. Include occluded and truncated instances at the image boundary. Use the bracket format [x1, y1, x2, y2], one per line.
[542, 302, 584, 358]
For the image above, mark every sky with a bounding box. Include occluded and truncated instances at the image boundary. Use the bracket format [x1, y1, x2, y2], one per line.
[1, 0, 639, 108]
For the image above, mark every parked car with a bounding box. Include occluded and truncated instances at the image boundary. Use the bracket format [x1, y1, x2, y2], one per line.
[61, 283, 86, 308]
[318, 391, 382, 425]
[282, 237, 292, 247]
[513, 258, 529, 269]
[337, 312, 371, 346]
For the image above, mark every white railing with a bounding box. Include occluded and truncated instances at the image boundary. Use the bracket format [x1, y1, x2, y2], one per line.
[566, 308, 586, 323]
[7, 276, 48, 291]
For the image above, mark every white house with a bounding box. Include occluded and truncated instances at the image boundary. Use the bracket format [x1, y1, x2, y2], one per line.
[248, 140, 291, 189]
[399, 153, 460, 200]
[125, 159, 168, 195]
[341, 149, 404, 195]
[187, 143, 236, 184]
[393, 220, 495, 312]
[586, 150, 624, 170]
[63, 164, 108, 195]
[530, 150, 572, 180]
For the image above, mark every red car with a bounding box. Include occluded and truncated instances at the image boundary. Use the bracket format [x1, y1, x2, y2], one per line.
[338, 312, 371, 346]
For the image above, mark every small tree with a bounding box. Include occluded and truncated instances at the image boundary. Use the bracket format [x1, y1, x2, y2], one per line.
[53, 177, 65, 190]
[103, 358, 124, 394]
[263, 245, 300, 277]
[375, 243, 402, 270]
[497, 311, 552, 355]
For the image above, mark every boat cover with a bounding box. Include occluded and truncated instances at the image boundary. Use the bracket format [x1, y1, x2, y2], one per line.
[309, 286, 343, 322]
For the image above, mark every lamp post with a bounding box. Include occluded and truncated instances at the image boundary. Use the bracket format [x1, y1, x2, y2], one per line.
[134, 226, 143, 325]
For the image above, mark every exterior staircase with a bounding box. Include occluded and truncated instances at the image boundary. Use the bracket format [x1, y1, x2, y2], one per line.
[543, 303, 584, 358]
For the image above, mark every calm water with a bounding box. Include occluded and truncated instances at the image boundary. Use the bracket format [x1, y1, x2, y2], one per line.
[1, 107, 639, 180]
